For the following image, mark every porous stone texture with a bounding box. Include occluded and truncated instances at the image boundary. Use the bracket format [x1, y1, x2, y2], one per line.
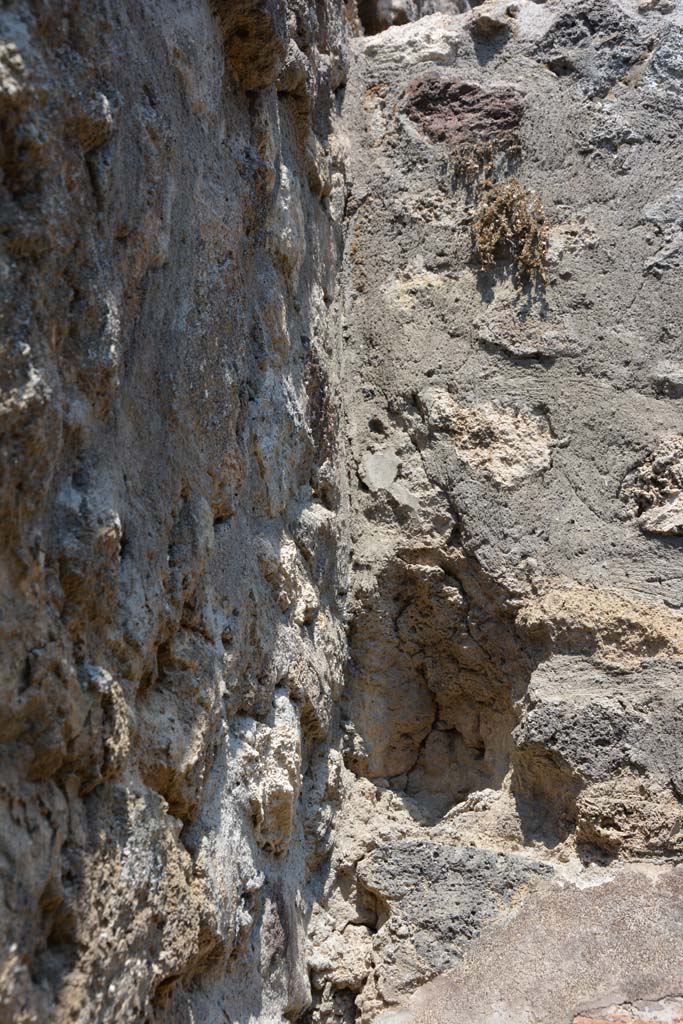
[375, 869, 683, 1024]
[0, 1, 350, 1021]
[316, 0, 683, 1020]
[2, 0, 683, 1023]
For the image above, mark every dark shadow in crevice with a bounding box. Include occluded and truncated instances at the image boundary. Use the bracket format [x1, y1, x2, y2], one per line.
[341, 545, 537, 827]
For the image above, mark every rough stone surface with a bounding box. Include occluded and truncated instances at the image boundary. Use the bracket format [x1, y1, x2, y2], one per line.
[375, 869, 683, 1024]
[402, 74, 523, 156]
[0, 1, 349, 1021]
[356, 842, 551, 981]
[323, 0, 683, 1019]
[574, 999, 683, 1024]
[2, 0, 683, 1023]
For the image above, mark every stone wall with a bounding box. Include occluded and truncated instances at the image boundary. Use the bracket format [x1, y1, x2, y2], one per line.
[319, 3, 683, 1020]
[1, 1, 351, 1020]
[2, 2, 683, 1023]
